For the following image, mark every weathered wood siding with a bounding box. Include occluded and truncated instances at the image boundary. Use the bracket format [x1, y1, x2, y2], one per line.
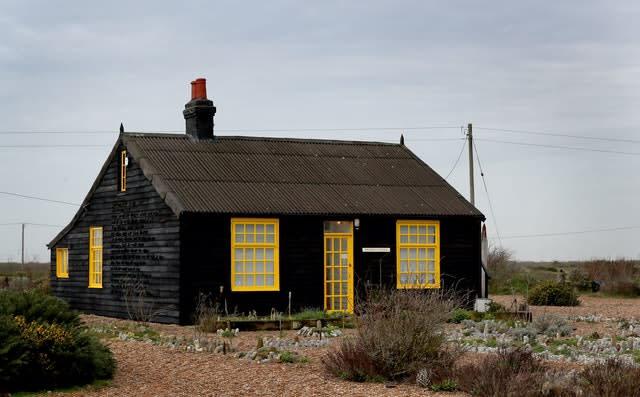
[49, 143, 181, 323]
[179, 214, 481, 321]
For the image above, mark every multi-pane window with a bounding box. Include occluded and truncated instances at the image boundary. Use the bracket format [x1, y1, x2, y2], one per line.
[56, 248, 69, 278]
[120, 150, 127, 192]
[396, 220, 440, 288]
[89, 226, 103, 288]
[231, 219, 279, 291]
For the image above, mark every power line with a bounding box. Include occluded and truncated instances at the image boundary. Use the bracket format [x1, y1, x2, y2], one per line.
[472, 142, 502, 247]
[0, 126, 462, 135]
[490, 225, 640, 240]
[445, 139, 467, 180]
[0, 222, 64, 228]
[475, 138, 640, 156]
[0, 191, 81, 206]
[476, 127, 640, 144]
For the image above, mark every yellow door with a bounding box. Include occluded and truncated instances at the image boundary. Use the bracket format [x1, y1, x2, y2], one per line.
[323, 221, 353, 313]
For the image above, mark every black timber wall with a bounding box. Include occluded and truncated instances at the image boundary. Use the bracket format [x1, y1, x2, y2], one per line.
[179, 214, 481, 323]
[49, 143, 181, 323]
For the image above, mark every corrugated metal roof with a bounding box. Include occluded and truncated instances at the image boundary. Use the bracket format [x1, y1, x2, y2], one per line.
[122, 133, 484, 218]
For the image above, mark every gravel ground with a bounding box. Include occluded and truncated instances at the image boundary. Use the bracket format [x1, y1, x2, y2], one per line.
[39, 295, 639, 397]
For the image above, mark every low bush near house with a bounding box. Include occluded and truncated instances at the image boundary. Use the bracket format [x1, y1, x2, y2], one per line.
[455, 347, 575, 397]
[0, 290, 115, 393]
[323, 287, 461, 382]
[527, 281, 579, 306]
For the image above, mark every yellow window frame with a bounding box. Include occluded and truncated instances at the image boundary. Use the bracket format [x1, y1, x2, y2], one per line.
[120, 150, 127, 192]
[56, 248, 69, 278]
[396, 220, 440, 289]
[231, 218, 279, 292]
[89, 226, 103, 288]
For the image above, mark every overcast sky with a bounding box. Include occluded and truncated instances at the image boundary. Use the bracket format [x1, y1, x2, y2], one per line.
[1, 0, 639, 262]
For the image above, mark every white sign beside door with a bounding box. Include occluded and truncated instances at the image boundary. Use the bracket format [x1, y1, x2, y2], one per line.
[362, 247, 391, 253]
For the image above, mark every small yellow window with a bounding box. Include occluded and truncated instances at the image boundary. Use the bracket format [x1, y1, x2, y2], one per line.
[120, 150, 127, 192]
[396, 220, 440, 289]
[56, 248, 69, 278]
[89, 226, 103, 288]
[231, 218, 279, 291]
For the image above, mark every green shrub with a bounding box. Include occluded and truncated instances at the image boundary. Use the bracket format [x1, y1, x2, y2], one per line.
[323, 287, 460, 382]
[0, 290, 115, 393]
[449, 308, 472, 323]
[527, 281, 579, 306]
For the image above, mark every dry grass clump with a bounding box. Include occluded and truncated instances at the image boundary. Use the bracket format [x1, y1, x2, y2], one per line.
[323, 287, 461, 383]
[582, 259, 640, 295]
[581, 358, 640, 397]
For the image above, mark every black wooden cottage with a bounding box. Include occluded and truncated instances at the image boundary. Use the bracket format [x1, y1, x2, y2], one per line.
[49, 78, 485, 324]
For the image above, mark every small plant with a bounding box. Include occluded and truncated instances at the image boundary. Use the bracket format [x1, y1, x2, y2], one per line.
[430, 379, 458, 392]
[279, 351, 295, 363]
[449, 308, 472, 323]
[532, 314, 573, 337]
[527, 281, 579, 306]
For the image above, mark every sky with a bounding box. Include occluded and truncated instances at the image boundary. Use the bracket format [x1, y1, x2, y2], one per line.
[1, 0, 639, 262]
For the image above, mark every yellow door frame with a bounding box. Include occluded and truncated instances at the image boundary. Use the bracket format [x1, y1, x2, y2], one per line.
[323, 222, 354, 313]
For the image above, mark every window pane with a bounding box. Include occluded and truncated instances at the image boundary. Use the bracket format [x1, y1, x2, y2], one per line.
[409, 235, 417, 243]
[341, 267, 348, 280]
[428, 261, 435, 272]
[410, 261, 416, 272]
[266, 249, 274, 260]
[400, 235, 408, 243]
[342, 284, 348, 294]
[234, 262, 243, 273]
[400, 274, 408, 284]
[235, 275, 243, 286]
[256, 249, 264, 260]
[245, 250, 254, 261]
[341, 238, 347, 250]
[333, 239, 340, 251]
[341, 254, 348, 265]
[418, 225, 427, 235]
[418, 274, 427, 284]
[235, 234, 244, 243]
[418, 248, 426, 259]
[255, 275, 264, 286]
[333, 268, 340, 281]
[266, 275, 274, 286]
[419, 261, 426, 272]
[256, 263, 264, 273]
[342, 297, 348, 309]
[400, 225, 408, 234]
[246, 224, 254, 234]
[266, 234, 274, 243]
[428, 226, 436, 234]
[266, 224, 274, 233]
[234, 248, 243, 260]
[246, 234, 254, 243]
[266, 262, 274, 272]
[326, 283, 332, 295]
[326, 268, 332, 281]
[400, 248, 408, 259]
[400, 260, 408, 272]
[428, 248, 435, 259]
[428, 235, 436, 244]
[246, 275, 254, 286]
[333, 283, 340, 294]
[235, 224, 244, 234]
[418, 235, 427, 244]
[409, 274, 417, 284]
[326, 239, 331, 251]
[409, 225, 417, 235]
[256, 234, 264, 243]
[333, 297, 340, 309]
[246, 262, 253, 272]
[428, 274, 435, 283]
[333, 253, 339, 266]
[409, 249, 416, 259]
[256, 224, 264, 233]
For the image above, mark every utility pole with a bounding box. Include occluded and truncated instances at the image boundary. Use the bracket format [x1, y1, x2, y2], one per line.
[21, 223, 25, 272]
[467, 123, 475, 205]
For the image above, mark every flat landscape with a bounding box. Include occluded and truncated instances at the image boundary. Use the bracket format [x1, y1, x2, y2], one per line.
[38, 295, 639, 397]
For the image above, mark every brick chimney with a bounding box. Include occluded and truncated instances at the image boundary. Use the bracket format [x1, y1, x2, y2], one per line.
[183, 78, 216, 140]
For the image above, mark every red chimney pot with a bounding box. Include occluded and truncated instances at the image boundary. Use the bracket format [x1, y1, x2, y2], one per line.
[191, 78, 207, 100]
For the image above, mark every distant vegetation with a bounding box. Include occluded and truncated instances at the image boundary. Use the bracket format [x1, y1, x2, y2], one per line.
[486, 247, 640, 299]
[0, 261, 49, 291]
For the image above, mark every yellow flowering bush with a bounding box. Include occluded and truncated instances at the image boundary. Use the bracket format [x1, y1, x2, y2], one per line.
[0, 290, 116, 393]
